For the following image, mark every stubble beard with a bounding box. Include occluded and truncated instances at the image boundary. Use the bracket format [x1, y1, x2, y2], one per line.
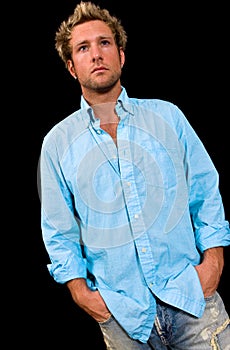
[81, 71, 121, 94]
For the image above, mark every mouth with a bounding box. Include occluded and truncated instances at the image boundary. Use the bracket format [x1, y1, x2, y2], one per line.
[92, 66, 108, 74]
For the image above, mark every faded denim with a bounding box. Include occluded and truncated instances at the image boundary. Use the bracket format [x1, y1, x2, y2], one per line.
[99, 291, 230, 349]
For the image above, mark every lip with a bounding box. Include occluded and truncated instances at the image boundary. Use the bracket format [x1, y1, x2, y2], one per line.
[91, 66, 108, 73]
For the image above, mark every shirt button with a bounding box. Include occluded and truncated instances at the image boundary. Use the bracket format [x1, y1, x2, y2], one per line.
[97, 130, 102, 134]
[142, 247, 147, 253]
[134, 214, 139, 219]
[127, 182, 131, 186]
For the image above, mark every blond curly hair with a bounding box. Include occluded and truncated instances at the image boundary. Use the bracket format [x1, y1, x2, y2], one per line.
[55, 1, 128, 69]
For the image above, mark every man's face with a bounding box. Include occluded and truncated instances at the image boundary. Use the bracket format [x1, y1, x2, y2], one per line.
[67, 20, 125, 93]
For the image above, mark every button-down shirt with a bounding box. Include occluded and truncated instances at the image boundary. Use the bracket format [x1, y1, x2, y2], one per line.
[40, 87, 230, 343]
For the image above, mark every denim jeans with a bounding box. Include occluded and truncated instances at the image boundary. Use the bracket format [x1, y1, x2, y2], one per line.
[99, 291, 230, 349]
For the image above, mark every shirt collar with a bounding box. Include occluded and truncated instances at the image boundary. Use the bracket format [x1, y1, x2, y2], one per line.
[80, 87, 134, 123]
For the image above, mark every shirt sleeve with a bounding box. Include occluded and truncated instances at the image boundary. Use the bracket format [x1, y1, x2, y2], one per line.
[40, 134, 87, 284]
[174, 105, 230, 252]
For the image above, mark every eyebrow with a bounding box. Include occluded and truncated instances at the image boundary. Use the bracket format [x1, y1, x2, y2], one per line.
[73, 35, 114, 48]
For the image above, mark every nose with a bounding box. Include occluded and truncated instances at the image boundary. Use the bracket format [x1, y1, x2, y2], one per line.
[92, 53, 102, 63]
[91, 46, 102, 62]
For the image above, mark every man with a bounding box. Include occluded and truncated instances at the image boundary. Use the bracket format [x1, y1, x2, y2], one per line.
[40, 1, 230, 348]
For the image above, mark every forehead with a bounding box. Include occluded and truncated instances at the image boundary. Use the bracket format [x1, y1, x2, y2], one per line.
[71, 20, 114, 43]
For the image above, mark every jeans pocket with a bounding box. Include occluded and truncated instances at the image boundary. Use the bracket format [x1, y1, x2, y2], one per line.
[204, 291, 216, 302]
[98, 314, 113, 325]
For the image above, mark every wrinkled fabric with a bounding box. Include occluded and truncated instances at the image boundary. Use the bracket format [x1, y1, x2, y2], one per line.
[99, 292, 230, 349]
[40, 87, 230, 342]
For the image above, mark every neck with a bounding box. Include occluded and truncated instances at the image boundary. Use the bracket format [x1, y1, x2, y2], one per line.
[92, 101, 118, 123]
[82, 83, 122, 109]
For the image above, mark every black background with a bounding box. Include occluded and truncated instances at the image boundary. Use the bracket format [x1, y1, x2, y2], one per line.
[22, 1, 229, 348]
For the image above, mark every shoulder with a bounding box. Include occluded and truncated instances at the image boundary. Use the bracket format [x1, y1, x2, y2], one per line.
[42, 109, 90, 147]
[128, 97, 186, 125]
[129, 97, 178, 111]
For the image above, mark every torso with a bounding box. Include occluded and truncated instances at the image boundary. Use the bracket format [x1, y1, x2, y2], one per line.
[100, 121, 119, 145]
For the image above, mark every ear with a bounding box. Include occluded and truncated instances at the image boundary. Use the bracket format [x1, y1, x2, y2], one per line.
[67, 60, 77, 79]
[119, 49, 125, 68]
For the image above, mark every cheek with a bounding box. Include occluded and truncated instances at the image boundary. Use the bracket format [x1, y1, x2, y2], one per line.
[108, 52, 123, 69]
[73, 58, 88, 75]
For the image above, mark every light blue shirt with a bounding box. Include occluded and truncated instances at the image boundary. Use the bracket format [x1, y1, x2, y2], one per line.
[40, 87, 230, 343]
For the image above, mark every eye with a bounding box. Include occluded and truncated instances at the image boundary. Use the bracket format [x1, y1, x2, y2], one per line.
[79, 45, 88, 52]
[101, 39, 110, 46]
